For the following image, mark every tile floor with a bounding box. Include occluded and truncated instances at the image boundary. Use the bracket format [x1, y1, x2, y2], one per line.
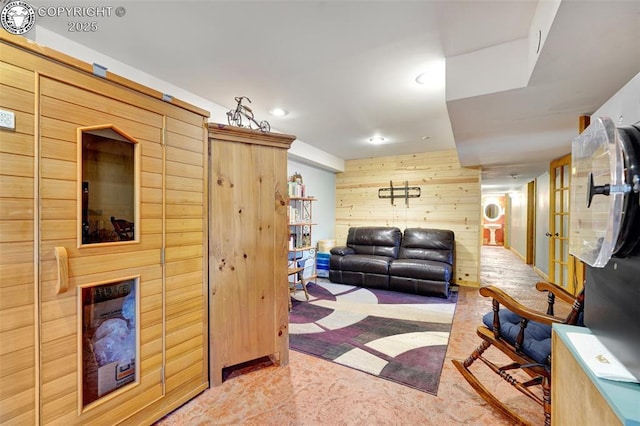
[157, 246, 555, 425]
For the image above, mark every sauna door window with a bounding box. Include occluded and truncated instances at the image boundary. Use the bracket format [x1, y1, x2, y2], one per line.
[81, 278, 138, 407]
[80, 126, 138, 245]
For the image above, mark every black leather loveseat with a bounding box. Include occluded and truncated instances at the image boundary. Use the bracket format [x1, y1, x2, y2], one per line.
[329, 227, 455, 298]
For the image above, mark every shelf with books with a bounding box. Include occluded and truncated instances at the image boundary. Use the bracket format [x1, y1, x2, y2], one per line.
[288, 196, 317, 298]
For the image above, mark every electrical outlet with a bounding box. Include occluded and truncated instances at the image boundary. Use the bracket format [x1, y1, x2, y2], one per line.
[0, 109, 16, 130]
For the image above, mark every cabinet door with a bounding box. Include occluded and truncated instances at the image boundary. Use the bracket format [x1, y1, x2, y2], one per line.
[38, 78, 164, 424]
[209, 138, 289, 384]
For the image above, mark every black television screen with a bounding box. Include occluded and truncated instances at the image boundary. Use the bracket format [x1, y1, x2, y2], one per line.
[585, 255, 640, 381]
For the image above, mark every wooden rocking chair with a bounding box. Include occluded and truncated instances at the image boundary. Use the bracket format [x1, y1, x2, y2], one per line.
[452, 282, 584, 426]
[110, 216, 135, 241]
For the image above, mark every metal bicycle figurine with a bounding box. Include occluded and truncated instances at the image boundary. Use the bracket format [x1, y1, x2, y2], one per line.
[226, 96, 271, 132]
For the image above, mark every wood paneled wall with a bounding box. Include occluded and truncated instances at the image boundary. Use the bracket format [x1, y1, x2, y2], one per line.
[335, 149, 481, 286]
[0, 42, 37, 425]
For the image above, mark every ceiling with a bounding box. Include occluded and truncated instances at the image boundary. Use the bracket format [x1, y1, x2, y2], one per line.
[33, 0, 640, 192]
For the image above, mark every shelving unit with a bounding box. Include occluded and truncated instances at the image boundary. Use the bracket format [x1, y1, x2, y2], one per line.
[288, 196, 317, 299]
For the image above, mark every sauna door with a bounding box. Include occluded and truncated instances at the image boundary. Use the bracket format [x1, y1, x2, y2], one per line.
[38, 77, 165, 424]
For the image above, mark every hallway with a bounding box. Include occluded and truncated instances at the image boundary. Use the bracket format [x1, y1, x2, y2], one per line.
[480, 245, 559, 312]
[156, 247, 550, 425]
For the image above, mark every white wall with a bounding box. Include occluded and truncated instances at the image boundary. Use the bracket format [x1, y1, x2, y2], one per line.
[535, 172, 550, 277]
[509, 186, 528, 259]
[287, 160, 336, 247]
[591, 71, 640, 126]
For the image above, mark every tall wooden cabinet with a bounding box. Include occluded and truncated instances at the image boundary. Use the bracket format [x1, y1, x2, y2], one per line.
[0, 34, 209, 424]
[208, 124, 295, 385]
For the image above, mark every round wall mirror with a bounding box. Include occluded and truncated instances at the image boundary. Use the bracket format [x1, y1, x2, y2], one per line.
[484, 203, 502, 221]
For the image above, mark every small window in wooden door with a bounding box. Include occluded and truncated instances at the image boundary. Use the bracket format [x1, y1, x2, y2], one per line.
[80, 277, 139, 409]
[79, 125, 138, 245]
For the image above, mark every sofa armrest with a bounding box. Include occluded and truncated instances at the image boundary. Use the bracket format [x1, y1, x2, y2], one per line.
[330, 246, 355, 256]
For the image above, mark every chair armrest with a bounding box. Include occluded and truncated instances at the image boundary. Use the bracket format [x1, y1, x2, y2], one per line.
[330, 246, 355, 256]
[479, 286, 565, 326]
[535, 281, 576, 305]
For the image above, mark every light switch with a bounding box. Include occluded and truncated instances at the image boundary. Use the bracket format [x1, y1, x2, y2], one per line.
[0, 109, 16, 130]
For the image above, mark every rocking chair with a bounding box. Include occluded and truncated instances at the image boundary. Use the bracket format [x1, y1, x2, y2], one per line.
[110, 216, 135, 241]
[452, 282, 584, 426]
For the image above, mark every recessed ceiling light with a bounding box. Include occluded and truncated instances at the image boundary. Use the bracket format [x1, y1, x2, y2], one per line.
[422, 135, 431, 140]
[369, 136, 385, 144]
[270, 108, 288, 117]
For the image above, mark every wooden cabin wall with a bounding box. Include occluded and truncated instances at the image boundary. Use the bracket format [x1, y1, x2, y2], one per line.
[161, 113, 209, 402]
[0, 34, 208, 425]
[335, 149, 482, 286]
[0, 42, 37, 425]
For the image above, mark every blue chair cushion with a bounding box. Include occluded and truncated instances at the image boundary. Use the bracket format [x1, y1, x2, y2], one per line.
[482, 309, 552, 366]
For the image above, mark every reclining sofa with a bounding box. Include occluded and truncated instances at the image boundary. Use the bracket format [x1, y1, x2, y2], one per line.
[329, 226, 455, 298]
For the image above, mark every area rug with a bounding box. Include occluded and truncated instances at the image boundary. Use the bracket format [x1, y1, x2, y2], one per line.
[289, 281, 458, 395]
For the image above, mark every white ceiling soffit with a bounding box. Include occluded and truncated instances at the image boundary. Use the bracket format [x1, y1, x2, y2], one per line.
[449, 0, 640, 193]
[446, 0, 561, 102]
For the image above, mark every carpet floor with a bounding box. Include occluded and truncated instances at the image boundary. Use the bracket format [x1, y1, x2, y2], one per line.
[289, 281, 457, 395]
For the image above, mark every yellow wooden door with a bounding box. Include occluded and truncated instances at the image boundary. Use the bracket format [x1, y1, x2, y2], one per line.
[548, 116, 590, 294]
[548, 154, 573, 290]
[38, 76, 165, 424]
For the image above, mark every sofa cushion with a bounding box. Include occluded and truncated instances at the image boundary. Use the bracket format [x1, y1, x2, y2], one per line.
[330, 270, 390, 290]
[398, 228, 454, 264]
[389, 276, 449, 298]
[332, 254, 394, 275]
[389, 258, 452, 282]
[346, 227, 402, 258]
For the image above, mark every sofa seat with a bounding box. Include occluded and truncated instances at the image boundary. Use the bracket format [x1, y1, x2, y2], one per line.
[330, 254, 394, 275]
[388, 258, 452, 282]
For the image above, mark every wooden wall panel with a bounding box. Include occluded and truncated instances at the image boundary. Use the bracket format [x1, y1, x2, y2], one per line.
[163, 118, 208, 399]
[335, 150, 482, 286]
[0, 45, 36, 425]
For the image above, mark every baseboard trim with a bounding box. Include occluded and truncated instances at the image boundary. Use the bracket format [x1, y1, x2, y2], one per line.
[532, 266, 549, 282]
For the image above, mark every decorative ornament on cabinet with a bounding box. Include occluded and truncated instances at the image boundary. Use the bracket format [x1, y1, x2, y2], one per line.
[226, 96, 271, 132]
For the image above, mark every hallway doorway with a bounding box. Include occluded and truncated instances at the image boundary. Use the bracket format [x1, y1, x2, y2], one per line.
[480, 245, 548, 307]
